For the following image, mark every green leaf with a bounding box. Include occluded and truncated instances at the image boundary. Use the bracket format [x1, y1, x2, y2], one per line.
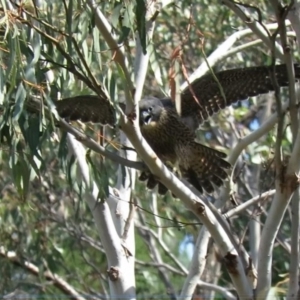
[149, 43, 164, 87]
[86, 153, 109, 200]
[92, 26, 102, 69]
[24, 28, 41, 83]
[19, 115, 43, 160]
[58, 132, 69, 170]
[26, 154, 41, 182]
[111, 3, 123, 29]
[66, 0, 74, 56]
[118, 3, 133, 44]
[136, 0, 147, 54]
[66, 154, 78, 190]
[7, 33, 18, 94]
[11, 155, 30, 200]
[13, 83, 27, 120]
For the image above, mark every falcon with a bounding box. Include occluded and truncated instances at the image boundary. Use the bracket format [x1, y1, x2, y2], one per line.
[56, 64, 300, 195]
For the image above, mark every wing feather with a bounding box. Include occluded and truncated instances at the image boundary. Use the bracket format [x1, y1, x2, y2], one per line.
[180, 64, 300, 127]
[56, 95, 116, 126]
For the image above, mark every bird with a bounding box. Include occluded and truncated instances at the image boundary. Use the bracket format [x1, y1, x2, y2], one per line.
[56, 64, 300, 195]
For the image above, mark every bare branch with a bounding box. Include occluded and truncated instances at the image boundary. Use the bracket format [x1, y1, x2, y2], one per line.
[257, 3, 300, 297]
[0, 247, 87, 300]
[180, 227, 211, 300]
[288, 2, 300, 50]
[58, 119, 145, 170]
[136, 223, 188, 274]
[222, 0, 284, 59]
[196, 281, 236, 300]
[224, 190, 276, 219]
[228, 101, 290, 166]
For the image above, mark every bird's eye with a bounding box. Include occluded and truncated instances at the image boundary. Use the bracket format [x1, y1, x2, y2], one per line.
[148, 107, 153, 112]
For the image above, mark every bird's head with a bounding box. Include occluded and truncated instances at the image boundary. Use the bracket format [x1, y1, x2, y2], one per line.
[139, 97, 164, 127]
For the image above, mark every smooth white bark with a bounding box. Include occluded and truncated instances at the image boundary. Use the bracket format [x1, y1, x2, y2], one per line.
[180, 227, 211, 300]
[67, 134, 136, 299]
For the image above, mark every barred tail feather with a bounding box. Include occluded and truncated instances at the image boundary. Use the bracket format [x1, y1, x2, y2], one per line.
[180, 142, 231, 193]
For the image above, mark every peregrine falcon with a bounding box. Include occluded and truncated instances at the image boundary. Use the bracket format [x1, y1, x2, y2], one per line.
[56, 64, 300, 194]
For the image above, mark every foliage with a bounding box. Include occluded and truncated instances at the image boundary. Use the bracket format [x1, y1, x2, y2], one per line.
[0, 0, 299, 299]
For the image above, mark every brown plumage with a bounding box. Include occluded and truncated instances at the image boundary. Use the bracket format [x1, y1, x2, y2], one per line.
[57, 95, 116, 125]
[138, 98, 230, 193]
[56, 64, 300, 194]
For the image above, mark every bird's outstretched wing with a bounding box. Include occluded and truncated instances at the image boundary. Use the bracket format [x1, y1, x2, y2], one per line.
[180, 64, 300, 127]
[56, 65, 300, 127]
[56, 95, 116, 126]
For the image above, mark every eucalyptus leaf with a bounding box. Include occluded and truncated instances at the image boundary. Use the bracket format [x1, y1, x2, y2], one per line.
[136, 0, 147, 54]
[13, 83, 27, 120]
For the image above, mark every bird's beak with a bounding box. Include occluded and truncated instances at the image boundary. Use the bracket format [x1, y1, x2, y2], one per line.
[142, 110, 152, 125]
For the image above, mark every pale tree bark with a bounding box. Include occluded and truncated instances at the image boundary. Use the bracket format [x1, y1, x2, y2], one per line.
[67, 134, 136, 299]
[68, 1, 136, 297]
[287, 3, 300, 299]
[222, 0, 285, 59]
[180, 227, 212, 300]
[64, 1, 157, 299]
[256, 1, 300, 298]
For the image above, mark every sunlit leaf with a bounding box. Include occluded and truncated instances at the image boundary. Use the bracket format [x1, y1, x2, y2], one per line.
[86, 152, 109, 200]
[13, 83, 27, 120]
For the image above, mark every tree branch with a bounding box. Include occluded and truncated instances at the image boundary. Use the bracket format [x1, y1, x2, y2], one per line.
[0, 247, 87, 300]
[180, 227, 211, 300]
[222, 0, 284, 60]
[67, 134, 136, 299]
[224, 190, 276, 219]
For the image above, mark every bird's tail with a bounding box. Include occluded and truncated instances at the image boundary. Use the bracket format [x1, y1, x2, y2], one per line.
[179, 142, 231, 194]
[139, 142, 231, 195]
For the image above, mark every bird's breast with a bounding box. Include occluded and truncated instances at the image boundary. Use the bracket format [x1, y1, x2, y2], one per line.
[141, 122, 178, 163]
[140, 112, 196, 167]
